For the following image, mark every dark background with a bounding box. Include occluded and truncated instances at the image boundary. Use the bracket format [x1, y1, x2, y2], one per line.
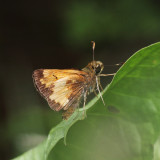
[1, 0, 160, 159]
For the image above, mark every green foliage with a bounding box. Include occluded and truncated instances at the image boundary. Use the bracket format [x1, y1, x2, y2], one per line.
[13, 42, 160, 160]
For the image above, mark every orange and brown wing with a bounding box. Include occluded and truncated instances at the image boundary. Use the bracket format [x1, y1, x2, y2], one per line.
[33, 69, 87, 111]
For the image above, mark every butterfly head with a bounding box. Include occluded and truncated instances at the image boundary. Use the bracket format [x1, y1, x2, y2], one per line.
[88, 61, 104, 75]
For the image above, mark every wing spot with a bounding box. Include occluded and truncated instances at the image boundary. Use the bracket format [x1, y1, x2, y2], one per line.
[53, 74, 58, 79]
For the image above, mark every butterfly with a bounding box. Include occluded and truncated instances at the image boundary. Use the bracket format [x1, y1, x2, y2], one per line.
[33, 42, 115, 119]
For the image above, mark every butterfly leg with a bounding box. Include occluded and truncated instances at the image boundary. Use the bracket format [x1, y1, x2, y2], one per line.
[96, 76, 105, 106]
[98, 73, 115, 91]
[94, 90, 98, 97]
[100, 83, 103, 91]
[99, 73, 115, 76]
[97, 78, 103, 91]
[82, 91, 87, 119]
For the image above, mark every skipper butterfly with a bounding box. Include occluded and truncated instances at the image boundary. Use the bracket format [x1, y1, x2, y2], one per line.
[33, 42, 115, 119]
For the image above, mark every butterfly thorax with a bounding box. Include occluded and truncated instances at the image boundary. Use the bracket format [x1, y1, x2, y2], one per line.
[82, 61, 104, 93]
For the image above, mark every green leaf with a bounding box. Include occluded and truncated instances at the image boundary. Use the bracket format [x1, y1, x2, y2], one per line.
[13, 42, 160, 160]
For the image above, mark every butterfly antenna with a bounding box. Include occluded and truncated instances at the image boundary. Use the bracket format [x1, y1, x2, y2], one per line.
[91, 41, 95, 62]
[104, 62, 124, 67]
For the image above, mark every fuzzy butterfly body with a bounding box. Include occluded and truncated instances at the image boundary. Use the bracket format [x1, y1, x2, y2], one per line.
[33, 61, 104, 119]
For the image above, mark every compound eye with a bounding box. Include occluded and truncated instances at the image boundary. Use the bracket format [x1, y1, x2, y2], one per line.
[95, 65, 101, 74]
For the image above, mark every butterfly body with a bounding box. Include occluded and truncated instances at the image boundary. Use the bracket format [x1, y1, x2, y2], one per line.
[33, 60, 104, 119]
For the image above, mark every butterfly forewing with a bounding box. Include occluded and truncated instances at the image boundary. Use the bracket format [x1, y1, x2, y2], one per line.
[33, 69, 88, 111]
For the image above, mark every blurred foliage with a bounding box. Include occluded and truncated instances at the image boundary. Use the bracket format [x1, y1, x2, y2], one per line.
[1, 0, 160, 159]
[63, 0, 160, 47]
